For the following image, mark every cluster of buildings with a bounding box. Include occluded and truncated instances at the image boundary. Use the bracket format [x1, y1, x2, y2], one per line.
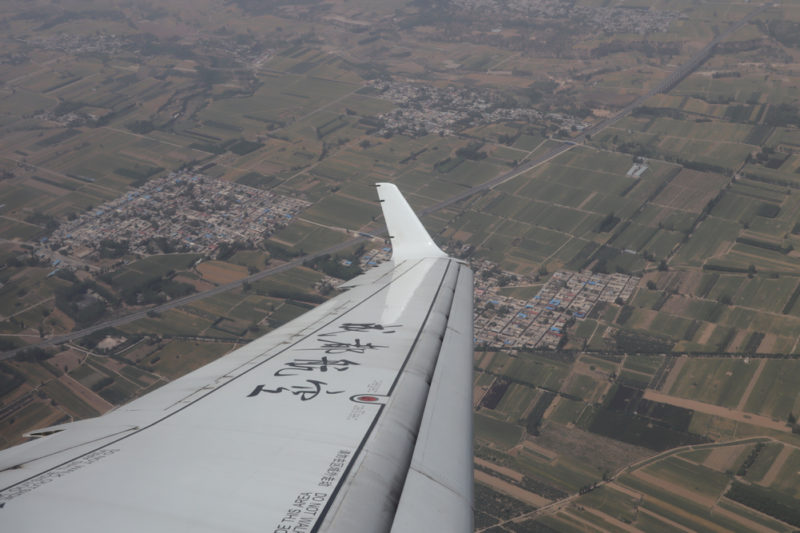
[475, 268, 639, 350]
[449, 0, 680, 35]
[351, 251, 640, 351]
[42, 171, 309, 262]
[24, 32, 130, 55]
[33, 110, 96, 127]
[25, 31, 272, 70]
[357, 246, 392, 268]
[367, 80, 547, 137]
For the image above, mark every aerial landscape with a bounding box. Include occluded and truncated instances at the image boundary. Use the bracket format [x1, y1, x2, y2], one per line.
[1, 0, 800, 530]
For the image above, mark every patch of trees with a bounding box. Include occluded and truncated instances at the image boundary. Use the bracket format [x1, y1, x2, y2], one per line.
[16, 347, 53, 363]
[264, 240, 302, 261]
[145, 236, 178, 254]
[743, 332, 765, 353]
[735, 236, 792, 254]
[782, 283, 800, 314]
[497, 132, 520, 145]
[455, 142, 487, 161]
[118, 275, 195, 306]
[0, 362, 25, 396]
[0, 337, 19, 351]
[596, 212, 619, 233]
[677, 159, 729, 175]
[216, 240, 252, 262]
[125, 120, 156, 134]
[35, 128, 82, 148]
[573, 66, 620, 82]
[587, 384, 707, 451]
[617, 141, 658, 159]
[55, 281, 118, 327]
[433, 157, 463, 173]
[316, 116, 349, 139]
[725, 482, 800, 527]
[755, 202, 781, 218]
[616, 305, 634, 326]
[25, 211, 58, 232]
[588, 408, 707, 451]
[307, 254, 362, 280]
[94, 103, 136, 127]
[237, 172, 276, 189]
[99, 239, 129, 259]
[524, 391, 555, 435]
[480, 378, 510, 410]
[114, 165, 164, 186]
[764, 103, 800, 128]
[632, 107, 684, 119]
[590, 40, 680, 59]
[228, 139, 264, 156]
[78, 327, 125, 350]
[764, 20, 800, 49]
[684, 320, 702, 341]
[614, 331, 674, 353]
[91, 376, 115, 392]
[358, 116, 384, 129]
[750, 146, 790, 170]
[53, 101, 85, 115]
[737, 443, 764, 476]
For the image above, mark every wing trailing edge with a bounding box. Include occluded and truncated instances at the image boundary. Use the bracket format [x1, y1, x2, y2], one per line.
[376, 182, 446, 261]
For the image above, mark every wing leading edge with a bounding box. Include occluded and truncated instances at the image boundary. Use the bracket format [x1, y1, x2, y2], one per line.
[0, 184, 473, 532]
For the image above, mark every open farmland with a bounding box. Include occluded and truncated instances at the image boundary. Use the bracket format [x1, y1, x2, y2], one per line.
[1, 0, 800, 531]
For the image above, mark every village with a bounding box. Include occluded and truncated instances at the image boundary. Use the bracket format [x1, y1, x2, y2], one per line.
[367, 80, 587, 137]
[39, 171, 309, 264]
[473, 265, 639, 350]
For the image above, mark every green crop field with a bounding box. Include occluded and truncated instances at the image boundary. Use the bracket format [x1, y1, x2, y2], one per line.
[495, 383, 539, 422]
[643, 456, 729, 499]
[549, 398, 586, 424]
[563, 374, 602, 401]
[503, 354, 571, 390]
[41, 379, 100, 419]
[743, 443, 784, 483]
[121, 309, 215, 337]
[668, 358, 757, 408]
[301, 193, 380, 228]
[144, 340, 233, 379]
[576, 486, 640, 524]
[475, 412, 523, 450]
[743, 360, 800, 421]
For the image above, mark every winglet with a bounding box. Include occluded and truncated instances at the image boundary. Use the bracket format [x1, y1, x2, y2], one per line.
[376, 183, 446, 260]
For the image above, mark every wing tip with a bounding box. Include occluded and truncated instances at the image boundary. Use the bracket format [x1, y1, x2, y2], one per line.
[375, 183, 446, 260]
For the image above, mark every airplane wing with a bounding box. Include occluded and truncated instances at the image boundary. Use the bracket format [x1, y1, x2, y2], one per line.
[0, 183, 474, 533]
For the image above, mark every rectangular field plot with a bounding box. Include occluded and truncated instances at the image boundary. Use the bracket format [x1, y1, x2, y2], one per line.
[652, 169, 728, 213]
[300, 193, 380, 228]
[742, 359, 800, 420]
[503, 354, 571, 390]
[642, 456, 730, 499]
[668, 358, 757, 408]
[672, 217, 740, 266]
[143, 340, 233, 380]
[474, 412, 523, 450]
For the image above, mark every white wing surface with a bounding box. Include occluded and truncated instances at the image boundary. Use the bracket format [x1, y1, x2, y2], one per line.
[0, 183, 473, 533]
